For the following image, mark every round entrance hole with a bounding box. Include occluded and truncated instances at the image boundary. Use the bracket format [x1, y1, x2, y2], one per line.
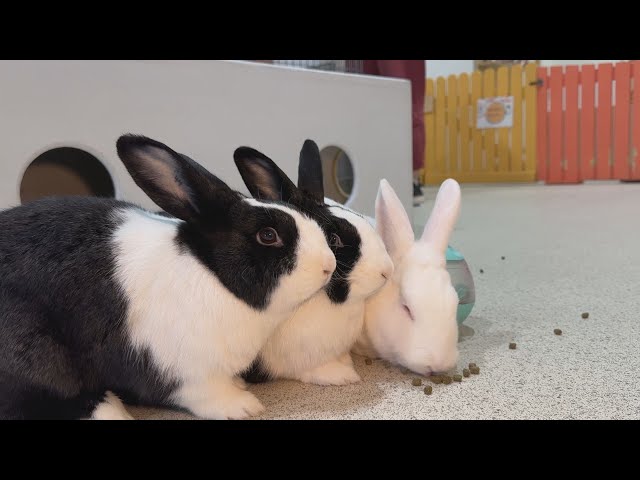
[20, 147, 115, 204]
[319, 145, 355, 205]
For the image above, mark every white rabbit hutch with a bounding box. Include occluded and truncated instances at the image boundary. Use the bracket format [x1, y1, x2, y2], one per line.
[0, 60, 413, 217]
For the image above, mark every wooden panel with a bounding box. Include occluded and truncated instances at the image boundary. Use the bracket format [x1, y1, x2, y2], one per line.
[482, 68, 496, 171]
[524, 63, 538, 177]
[496, 66, 510, 172]
[511, 65, 523, 171]
[471, 71, 483, 172]
[613, 62, 631, 179]
[548, 66, 563, 184]
[433, 77, 447, 178]
[596, 63, 613, 179]
[580, 64, 596, 180]
[631, 61, 640, 179]
[447, 75, 459, 174]
[536, 66, 548, 181]
[424, 79, 435, 180]
[458, 73, 471, 175]
[564, 65, 580, 183]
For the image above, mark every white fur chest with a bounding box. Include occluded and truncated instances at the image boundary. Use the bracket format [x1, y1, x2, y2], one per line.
[112, 209, 284, 382]
[260, 292, 365, 377]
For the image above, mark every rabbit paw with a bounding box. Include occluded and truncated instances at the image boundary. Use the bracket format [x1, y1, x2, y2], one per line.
[91, 391, 135, 420]
[178, 379, 265, 420]
[338, 352, 354, 366]
[232, 376, 248, 390]
[298, 359, 362, 386]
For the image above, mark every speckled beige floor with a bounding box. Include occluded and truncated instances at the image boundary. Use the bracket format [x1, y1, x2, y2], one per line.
[130, 181, 640, 420]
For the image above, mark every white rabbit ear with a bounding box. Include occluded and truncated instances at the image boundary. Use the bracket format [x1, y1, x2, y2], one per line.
[420, 178, 461, 253]
[375, 179, 415, 263]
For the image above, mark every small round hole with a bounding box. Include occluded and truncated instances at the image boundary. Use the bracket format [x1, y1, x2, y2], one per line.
[20, 147, 115, 204]
[319, 145, 355, 205]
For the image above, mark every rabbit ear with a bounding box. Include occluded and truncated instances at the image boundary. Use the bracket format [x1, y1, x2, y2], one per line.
[233, 147, 299, 202]
[297, 139, 325, 203]
[375, 179, 415, 263]
[116, 134, 236, 223]
[420, 178, 461, 253]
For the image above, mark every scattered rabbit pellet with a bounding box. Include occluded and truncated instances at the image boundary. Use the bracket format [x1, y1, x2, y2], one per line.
[581, 312, 589, 319]
[470, 366, 480, 375]
[554, 329, 562, 335]
[442, 375, 453, 385]
[365, 358, 372, 365]
[431, 376, 443, 384]
[411, 378, 423, 386]
[462, 368, 470, 377]
[469, 363, 477, 369]
[501, 256, 505, 260]
[480, 269, 484, 273]
[424, 386, 433, 395]
[401, 367, 410, 375]
[509, 342, 517, 350]
[453, 374, 462, 382]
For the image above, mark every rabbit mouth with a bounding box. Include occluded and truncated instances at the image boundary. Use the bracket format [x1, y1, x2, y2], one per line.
[402, 304, 414, 322]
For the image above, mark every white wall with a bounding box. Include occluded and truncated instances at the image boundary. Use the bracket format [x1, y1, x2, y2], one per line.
[426, 60, 474, 78]
[0, 60, 412, 217]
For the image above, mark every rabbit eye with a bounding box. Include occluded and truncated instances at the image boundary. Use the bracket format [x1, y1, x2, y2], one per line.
[257, 227, 282, 247]
[329, 233, 344, 248]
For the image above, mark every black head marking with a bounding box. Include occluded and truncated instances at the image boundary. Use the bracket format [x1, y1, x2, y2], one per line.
[175, 199, 299, 310]
[322, 214, 362, 303]
[298, 139, 325, 203]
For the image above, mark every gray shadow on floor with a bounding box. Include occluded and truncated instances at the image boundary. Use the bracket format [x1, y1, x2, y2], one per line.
[457, 314, 520, 368]
[248, 360, 387, 419]
[459, 324, 475, 341]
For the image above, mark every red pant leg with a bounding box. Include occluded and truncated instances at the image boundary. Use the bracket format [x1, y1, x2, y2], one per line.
[363, 60, 380, 75]
[367, 61, 426, 173]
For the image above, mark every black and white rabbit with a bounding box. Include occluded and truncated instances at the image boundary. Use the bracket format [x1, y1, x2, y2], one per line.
[0, 134, 336, 420]
[234, 140, 393, 385]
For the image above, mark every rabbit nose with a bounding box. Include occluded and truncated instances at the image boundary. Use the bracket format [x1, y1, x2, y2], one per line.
[381, 262, 394, 280]
[323, 253, 336, 276]
[431, 351, 459, 373]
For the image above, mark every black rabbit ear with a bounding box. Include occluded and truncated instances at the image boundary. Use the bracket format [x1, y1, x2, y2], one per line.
[297, 139, 325, 203]
[233, 147, 299, 202]
[117, 134, 237, 223]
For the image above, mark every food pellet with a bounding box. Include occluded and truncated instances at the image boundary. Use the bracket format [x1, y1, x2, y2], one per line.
[401, 367, 410, 375]
[424, 385, 433, 395]
[554, 329, 562, 335]
[453, 374, 462, 382]
[411, 378, 423, 386]
[469, 363, 477, 369]
[470, 366, 480, 375]
[365, 358, 372, 365]
[462, 368, 470, 377]
[581, 312, 589, 319]
[509, 342, 517, 350]
[442, 375, 452, 385]
[431, 376, 443, 384]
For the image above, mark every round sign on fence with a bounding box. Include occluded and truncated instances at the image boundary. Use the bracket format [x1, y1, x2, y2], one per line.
[485, 102, 507, 124]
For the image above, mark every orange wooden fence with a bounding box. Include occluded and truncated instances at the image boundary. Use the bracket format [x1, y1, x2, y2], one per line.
[537, 61, 640, 183]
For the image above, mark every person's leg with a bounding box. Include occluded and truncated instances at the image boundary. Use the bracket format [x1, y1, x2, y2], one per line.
[375, 61, 427, 204]
[362, 60, 380, 76]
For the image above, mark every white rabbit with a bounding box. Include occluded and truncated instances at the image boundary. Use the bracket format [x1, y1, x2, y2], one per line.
[234, 140, 393, 386]
[353, 178, 461, 375]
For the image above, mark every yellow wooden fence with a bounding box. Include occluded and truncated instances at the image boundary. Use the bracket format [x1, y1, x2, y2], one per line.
[422, 64, 538, 184]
